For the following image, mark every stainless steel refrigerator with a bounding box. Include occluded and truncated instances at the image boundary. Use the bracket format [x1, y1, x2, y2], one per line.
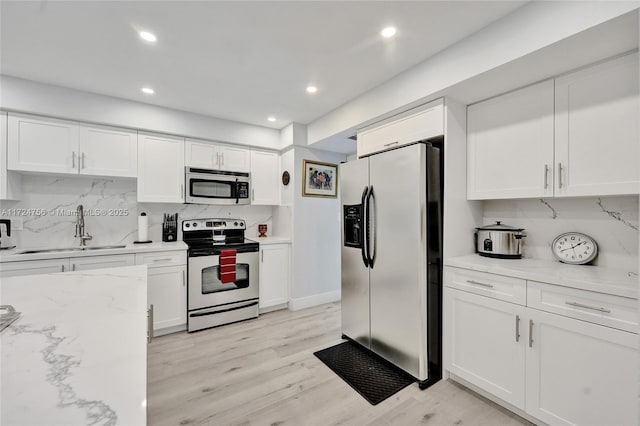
[340, 141, 443, 389]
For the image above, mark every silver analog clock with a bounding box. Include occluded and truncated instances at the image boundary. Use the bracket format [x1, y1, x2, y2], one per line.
[551, 232, 598, 265]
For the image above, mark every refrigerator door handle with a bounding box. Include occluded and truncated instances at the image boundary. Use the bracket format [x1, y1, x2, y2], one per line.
[368, 186, 377, 268]
[361, 186, 369, 268]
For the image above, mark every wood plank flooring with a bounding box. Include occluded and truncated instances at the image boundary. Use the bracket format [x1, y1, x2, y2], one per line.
[148, 303, 532, 426]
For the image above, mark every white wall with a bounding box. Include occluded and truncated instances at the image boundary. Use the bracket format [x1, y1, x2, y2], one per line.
[306, 1, 638, 145]
[0, 75, 281, 149]
[289, 146, 346, 310]
[483, 196, 639, 272]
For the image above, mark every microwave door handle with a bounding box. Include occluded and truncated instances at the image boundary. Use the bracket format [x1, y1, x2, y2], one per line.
[235, 178, 239, 204]
[361, 186, 369, 268]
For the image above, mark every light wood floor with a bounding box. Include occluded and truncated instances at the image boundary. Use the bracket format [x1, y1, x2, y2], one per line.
[148, 303, 532, 426]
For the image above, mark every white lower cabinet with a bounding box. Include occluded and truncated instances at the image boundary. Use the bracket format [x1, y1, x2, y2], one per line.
[525, 308, 637, 426]
[445, 289, 525, 409]
[70, 254, 134, 271]
[444, 266, 638, 425]
[0, 258, 70, 278]
[258, 243, 290, 310]
[146, 265, 187, 333]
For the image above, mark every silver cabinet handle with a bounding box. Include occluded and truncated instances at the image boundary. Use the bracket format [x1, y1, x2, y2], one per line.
[180, 184, 184, 199]
[147, 304, 154, 343]
[565, 301, 611, 313]
[515, 315, 521, 342]
[61, 265, 65, 272]
[261, 249, 264, 262]
[529, 320, 534, 348]
[252, 188, 255, 202]
[81, 152, 86, 169]
[182, 270, 185, 286]
[544, 164, 549, 189]
[72, 151, 76, 169]
[466, 279, 494, 288]
[216, 152, 220, 167]
[221, 152, 224, 166]
[152, 258, 172, 263]
[384, 141, 399, 147]
[557, 163, 563, 188]
[72, 263, 76, 271]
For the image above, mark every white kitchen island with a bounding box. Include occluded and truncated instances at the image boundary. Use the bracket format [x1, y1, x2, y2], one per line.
[0, 265, 148, 426]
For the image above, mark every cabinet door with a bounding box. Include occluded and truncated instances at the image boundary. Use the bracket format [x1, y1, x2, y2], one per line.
[70, 254, 135, 271]
[219, 145, 250, 172]
[137, 132, 185, 203]
[185, 139, 219, 169]
[526, 308, 638, 426]
[555, 53, 639, 196]
[250, 150, 279, 205]
[467, 80, 554, 200]
[259, 244, 289, 309]
[0, 112, 21, 200]
[0, 258, 70, 278]
[444, 288, 526, 409]
[79, 125, 137, 177]
[148, 265, 187, 331]
[8, 113, 78, 174]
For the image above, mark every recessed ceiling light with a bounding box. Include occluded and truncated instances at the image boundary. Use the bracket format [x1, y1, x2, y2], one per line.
[139, 31, 157, 43]
[306, 86, 318, 94]
[267, 116, 276, 122]
[381, 27, 397, 38]
[141, 87, 155, 95]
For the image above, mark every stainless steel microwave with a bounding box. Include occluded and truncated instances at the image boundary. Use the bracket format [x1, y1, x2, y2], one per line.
[185, 167, 251, 205]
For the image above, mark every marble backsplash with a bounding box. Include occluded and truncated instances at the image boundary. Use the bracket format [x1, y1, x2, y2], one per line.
[0, 175, 274, 249]
[483, 196, 638, 272]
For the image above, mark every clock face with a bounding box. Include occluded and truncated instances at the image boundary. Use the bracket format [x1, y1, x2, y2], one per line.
[551, 232, 598, 265]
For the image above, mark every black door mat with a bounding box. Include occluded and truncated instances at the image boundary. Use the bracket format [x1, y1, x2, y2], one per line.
[314, 340, 415, 405]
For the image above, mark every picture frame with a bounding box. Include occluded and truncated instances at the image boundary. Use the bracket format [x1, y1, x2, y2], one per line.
[302, 160, 338, 198]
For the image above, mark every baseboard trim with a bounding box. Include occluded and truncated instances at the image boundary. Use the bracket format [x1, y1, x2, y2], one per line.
[289, 290, 341, 311]
[259, 303, 289, 314]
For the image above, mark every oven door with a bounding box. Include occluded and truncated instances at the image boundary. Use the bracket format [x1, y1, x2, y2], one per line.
[188, 251, 259, 311]
[185, 170, 250, 205]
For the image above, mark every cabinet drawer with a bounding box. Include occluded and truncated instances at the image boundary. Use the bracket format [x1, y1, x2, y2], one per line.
[527, 280, 637, 333]
[444, 267, 526, 305]
[357, 99, 443, 157]
[135, 251, 186, 268]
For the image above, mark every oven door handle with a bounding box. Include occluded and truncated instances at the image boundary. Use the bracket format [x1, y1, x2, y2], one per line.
[190, 301, 258, 317]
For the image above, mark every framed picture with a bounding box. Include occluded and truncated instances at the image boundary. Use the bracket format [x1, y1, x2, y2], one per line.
[302, 160, 338, 198]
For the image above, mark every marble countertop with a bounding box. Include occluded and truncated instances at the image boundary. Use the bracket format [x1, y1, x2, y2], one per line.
[248, 236, 292, 245]
[0, 265, 148, 426]
[445, 255, 638, 299]
[0, 241, 187, 263]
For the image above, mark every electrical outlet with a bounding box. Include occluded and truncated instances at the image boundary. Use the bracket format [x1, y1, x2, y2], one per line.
[9, 218, 23, 230]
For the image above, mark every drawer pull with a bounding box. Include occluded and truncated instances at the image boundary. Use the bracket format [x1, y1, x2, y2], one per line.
[384, 141, 399, 147]
[515, 315, 520, 342]
[565, 301, 611, 313]
[529, 320, 534, 348]
[466, 279, 494, 288]
[152, 258, 172, 263]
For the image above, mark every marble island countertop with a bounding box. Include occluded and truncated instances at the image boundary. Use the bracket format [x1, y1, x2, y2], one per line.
[0, 265, 148, 426]
[445, 254, 638, 299]
[0, 240, 187, 262]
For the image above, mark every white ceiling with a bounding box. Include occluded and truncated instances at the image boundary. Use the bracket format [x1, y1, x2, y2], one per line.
[0, 1, 526, 129]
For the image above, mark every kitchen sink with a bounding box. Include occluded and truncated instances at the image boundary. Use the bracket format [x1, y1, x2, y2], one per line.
[17, 245, 127, 254]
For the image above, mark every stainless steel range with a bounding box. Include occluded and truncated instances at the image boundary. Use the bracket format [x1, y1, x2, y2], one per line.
[183, 218, 259, 332]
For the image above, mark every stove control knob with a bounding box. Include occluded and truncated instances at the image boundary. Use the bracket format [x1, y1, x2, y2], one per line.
[192, 222, 198, 228]
[185, 223, 190, 228]
[240, 221, 244, 227]
[234, 221, 238, 226]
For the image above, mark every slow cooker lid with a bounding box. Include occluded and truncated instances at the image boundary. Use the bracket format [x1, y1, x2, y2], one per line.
[476, 221, 525, 232]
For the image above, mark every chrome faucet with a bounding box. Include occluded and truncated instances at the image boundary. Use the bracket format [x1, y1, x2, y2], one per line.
[75, 204, 92, 246]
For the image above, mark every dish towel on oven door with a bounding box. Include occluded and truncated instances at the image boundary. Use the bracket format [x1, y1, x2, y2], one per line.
[219, 249, 237, 284]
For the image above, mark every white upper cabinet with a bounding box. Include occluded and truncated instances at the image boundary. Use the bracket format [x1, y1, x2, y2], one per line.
[1, 112, 21, 200]
[467, 80, 555, 200]
[8, 113, 79, 174]
[250, 150, 279, 205]
[358, 98, 444, 158]
[467, 53, 639, 200]
[78, 125, 137, 177]
[555, 53, 639, 197]
[7, 113, 138, 179]
[185, 139, 250, 172]
[137, 132, 185, 203]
